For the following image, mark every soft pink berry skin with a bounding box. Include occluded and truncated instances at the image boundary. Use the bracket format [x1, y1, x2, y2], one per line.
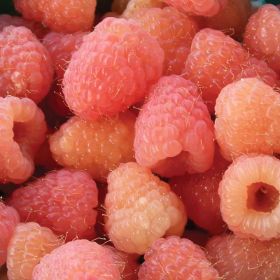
[0, 203, 19, 266]
[0, 96, 47, 184]
[6, 222, 62, 280]
[134, 75, 215, 177]
[14, 0, 97, 33]
[43, 32, 87, 80]
[63, 17, 164, 120]
[105, 162, 187, 254]
[138, 236, 219, 280]
[9, 169, 98, 241]
[162, 0, 227, 17]
[244, 4, 280, 75]
[0, 26, 53, 103]
[32, 240, 121, 280]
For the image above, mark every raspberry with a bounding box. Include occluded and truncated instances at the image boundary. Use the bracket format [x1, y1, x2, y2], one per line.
[215, 78, 280, 161]
[0, 26, 53, 103]
[170, 149, 228, 234]
[9, 169, 98, 240]
[138, 236, 219, 280]
[112, 0, 130, 14]
[0, 96, 47, 184]
[105, 162, 187, 254]
[244, 4, 280, 75]
[219, 155, 280, 240]
[49, 111, 135, 182]
[43, 31, 87, 81]
[125, 7, 198, 75]
[14, 0, 97, 33]
[206, 234, 280, 280]
[32, 240, 121, 280]
[0, 203, 19, 266]
[134, 75, 215, 177]
[162, 0, 227, 17]
[6, 222, 62, 280]
[63, 17, 164, 120]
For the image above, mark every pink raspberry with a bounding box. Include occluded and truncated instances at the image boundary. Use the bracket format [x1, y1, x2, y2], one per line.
[63, 18, 164, 120]
[125, 7, 198, 75]
[138, 236, 219, 280]
[134, 75, 215, 178]
[0, 26, 53, 103]
[32, 240, 121, 280]
[206, 234, 280, 280]
[43, 31, 87, 81]
[0, 96, 47, 184]
[0, 203, 19, 266]
[162, 0, 227, 17]
[219, 155, 280, 240]
[215, 78, 280, 161]
[6, 222, 62, 280]
[9, 169, 98, 240]
[244, 4, 280, 75]
[105, 162, 187, 254]
[14, 0, 97, 33]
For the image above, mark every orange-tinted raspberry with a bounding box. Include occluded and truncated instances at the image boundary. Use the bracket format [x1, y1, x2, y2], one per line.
[49, 111, 135, 182]
[0, 96, 47, 184]
[105, 162, 187, 254]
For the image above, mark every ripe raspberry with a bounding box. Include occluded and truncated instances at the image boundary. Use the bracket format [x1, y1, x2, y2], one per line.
[162, 0, 227, 17]
[170, 149, 228, 234]
[0, 26, 53, 103]
[134, 75, 215, 178]
[138, 236, 219, 280]
[105, 162, 187, 254]
[49, 111, 135, 182]
[32, 240, 121, 280]
[43, 31, 87, 80]
[0, 96, 47, 184]
[244, 4, 280, 75]
[0, 203, 19, 266]
[6, 222, 62, 280]
[125, 7, 198, 75]
[215, 78, 280, 161]
[14, 0, 97, 33]
[206, 234, 280, 280]
[9, 169, 98, 240]
[112, 0, 130, 14]
[219, 155, 280, 240]
[63, 17, 164, 120]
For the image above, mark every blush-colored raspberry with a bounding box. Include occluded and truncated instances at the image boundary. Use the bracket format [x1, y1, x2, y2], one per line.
[125, 7, 198, 75]
[63, 18, 164, 120]
[43, 31, 87, 80]
[219, 155, 280, 240]
[49, 111, 135, 182]
[32, 240, 121, 280]
[14, 0, 97, 33]
[105, 162, 187, 254]
[0, 96, 47, 184]
[244, 4, 280, 75]
[0, 203, 19, 266]
[0, 26, 53, 103]
[9, 169, 98, 240]
[206, 234, 280, 280]
[215, 78, 280, 161]
[6, 222, 62, 280]
[162, 0, 227, 17]
[134, 75, 215, 177]
[138, 236, 219, 280]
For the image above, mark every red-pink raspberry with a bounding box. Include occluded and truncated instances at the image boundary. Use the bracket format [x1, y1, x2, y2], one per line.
[9, 169, 98, 240]
[134, 75, 215, 177]
[0, 96, 47, 184]
[0, 26, 53, 103]
[63, 17, 164, 120]
[0, 203, 19, 266]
